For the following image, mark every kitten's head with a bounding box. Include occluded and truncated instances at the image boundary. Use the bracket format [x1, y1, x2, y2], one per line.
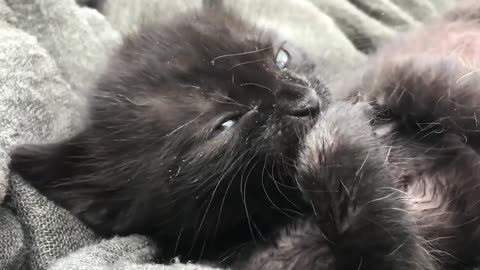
[9, 4, 327, 260]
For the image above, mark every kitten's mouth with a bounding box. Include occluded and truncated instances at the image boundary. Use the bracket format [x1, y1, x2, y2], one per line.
[282, 93, 321, 147]
[284, 92, 321, 119]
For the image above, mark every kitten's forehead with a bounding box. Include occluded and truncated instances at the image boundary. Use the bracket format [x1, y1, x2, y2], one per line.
[127, 14, 281, 91]
[134, 9, 287, 68]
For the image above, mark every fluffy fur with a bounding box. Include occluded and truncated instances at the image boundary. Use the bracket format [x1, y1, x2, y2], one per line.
[238, 101, 433, 270]
[9, 1, 480, 270]
[324, 1, 480, 269]
[9, 3, 326, 267]
[238, 2, 480, 269]
[239, 1, 480, 269]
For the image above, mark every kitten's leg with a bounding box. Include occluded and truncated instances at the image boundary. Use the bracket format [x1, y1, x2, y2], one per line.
[233, 102, 434, 270]
[299, 103, 434, 270]
[293, 102, 434, 270]
[348, 53, 480, 268]
[234, 102, 435, 270]
[392, 137, 480, 268]
[359, 54, 480, 149]
[351, 0, 480, 146]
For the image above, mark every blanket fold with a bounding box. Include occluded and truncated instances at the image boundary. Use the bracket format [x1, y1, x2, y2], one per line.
[0, 0, 452, 269]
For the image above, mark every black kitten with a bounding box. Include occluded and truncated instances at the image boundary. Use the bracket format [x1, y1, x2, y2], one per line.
[9, 2, 437, 265]
[9, 3, 326, 266]
[327, 1, 480, 269]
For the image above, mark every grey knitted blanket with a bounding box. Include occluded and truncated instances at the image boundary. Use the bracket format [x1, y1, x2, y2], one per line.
[0, 0, 452, 269]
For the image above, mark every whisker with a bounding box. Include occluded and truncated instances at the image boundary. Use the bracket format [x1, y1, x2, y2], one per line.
[165, 113, 205, 137]
[230, 58, 268, 70]
[240, 82, 273, 93]
[189, 154, 245, 254]
[261, 158, 295, 219]
[240, 154, 260, 243]
[207, 93, 254, 110]
[211, 46, 272, 65]
[388, 239, 408, 256]
[174, 227, 184, 256]
[269, 158, 300, 208]
[243, 156, 267, 241]
[357, 257, 363, 270]
[214, 152, 249, 236]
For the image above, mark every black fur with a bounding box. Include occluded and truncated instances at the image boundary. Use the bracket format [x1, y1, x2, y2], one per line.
[9, 4, 327, 266]
[9, 1, 480, 270]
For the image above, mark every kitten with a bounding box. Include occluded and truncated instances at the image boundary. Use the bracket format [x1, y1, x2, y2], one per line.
[322, 1, 480, 269]
[237, 1, 480, 269]
[9, 3, 326, 266]
[10, 1, 425, 269]
[11, 1, 480, 270]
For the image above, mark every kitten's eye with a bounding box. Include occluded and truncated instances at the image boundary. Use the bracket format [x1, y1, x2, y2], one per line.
[216, 119, 238, 132]
[275, 48, 290, 70]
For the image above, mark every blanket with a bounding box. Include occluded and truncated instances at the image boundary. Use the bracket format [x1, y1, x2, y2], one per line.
[0, 0, 453, 269]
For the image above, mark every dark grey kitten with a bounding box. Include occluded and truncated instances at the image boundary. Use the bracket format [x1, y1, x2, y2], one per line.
[10, 3, 326, 267]
[9, 1, 480, 270]
[9, 2, 423, 269]
[286, 1, 480, 269]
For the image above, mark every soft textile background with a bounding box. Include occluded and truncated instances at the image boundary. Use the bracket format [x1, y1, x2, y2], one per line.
[0, 0, 453, 269]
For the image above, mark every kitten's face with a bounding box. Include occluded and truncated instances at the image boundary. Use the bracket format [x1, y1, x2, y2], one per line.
[101, 11, 326, 158]
[10, 7, 327, 260]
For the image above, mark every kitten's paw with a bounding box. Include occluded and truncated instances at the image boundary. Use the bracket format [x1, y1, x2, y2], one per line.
[295, 102, 435, 270]
[360, 53, 480, 146]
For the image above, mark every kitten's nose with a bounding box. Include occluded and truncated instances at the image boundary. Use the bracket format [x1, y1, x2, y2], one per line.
[284, 92, 320, 118]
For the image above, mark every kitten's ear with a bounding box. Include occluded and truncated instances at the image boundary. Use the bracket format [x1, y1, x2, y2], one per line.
[9, 136, 86, 191]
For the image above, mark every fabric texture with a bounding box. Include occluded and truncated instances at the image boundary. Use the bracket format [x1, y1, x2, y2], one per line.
[0, 0, 452, 269]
